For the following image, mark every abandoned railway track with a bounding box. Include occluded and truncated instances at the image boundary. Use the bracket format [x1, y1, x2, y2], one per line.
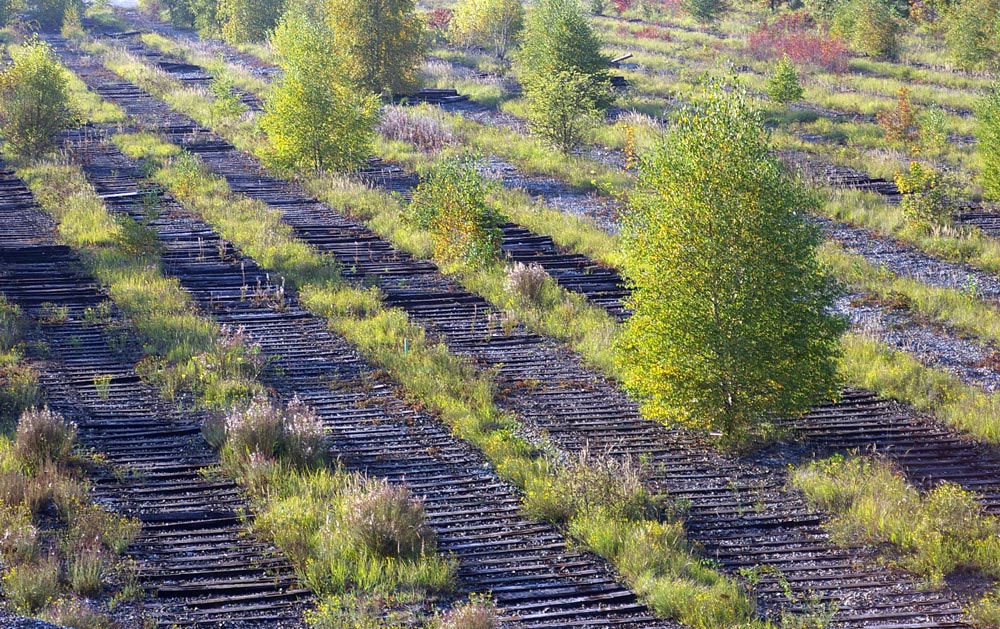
[88, 22, 633, 321]
[50, 32, 986, 624]
[0, 165, 311, 629]
[60, 127, 673, 627]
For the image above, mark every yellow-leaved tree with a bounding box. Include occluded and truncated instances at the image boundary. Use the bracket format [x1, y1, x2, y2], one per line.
[449, 0, 525, 62]
[323, 0, 425, 97]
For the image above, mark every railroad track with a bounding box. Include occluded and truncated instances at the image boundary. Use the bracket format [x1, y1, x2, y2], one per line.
[112, 13, 1000, 249]
[55, 34, 977, 625]
[0, 166, 311, 629]
[87, 23, 633, 321]
[62, 126, 672, 627]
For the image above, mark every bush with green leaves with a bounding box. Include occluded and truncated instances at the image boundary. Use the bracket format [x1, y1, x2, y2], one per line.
[945, 0, 999, 70]
[0, 39, 77, 158]
[408, 157, 504, 266]
[14, 407, 76, 472]
[917, 105, 948, 156]
[323, 0, 425, 96]
[212, 394, 326, 470]
[217, 0, 284, 43]
[832, 0, 899, 58]
[766, 55, 804, 104]
[895, 161, 953, 231]
[515, 0, 612, 153]
[260, 10, 379, 172]
[209, 73, 247, 124]
[977, 82, 1000, 201]
[616, 82, 844, 441]
[449, 0, 524, 62]
[683, 0, 727, 22]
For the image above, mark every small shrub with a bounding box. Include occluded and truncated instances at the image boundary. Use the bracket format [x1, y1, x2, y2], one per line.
[343, 480, 435, 560]
[748, 16, 849, 72]
[968, 588, 1000, 628]
[895, 161, 953, 230]
[27, 0, 80, 31]
[0, 39, 78, 158]
[66, 546, 104, 597]
[792, 455, 1000, 588]
[210, 74, 247, 124]
[917, 105, 948, 157]
[766, 55, 804, 104]
[0, 366, 41, 429]
[877, 87, 918, 148]
[220, 395, 325, 469]
[516, 0, 613, 154]
[426, 8, 454, 30]
[68, 503, 140, 555]
[408, 157, 504, 267]
[217, 0, 283, 44]
[0, 504, 39, 564]
[633, 26, 671, 40]
[261, 11, 379, 172]
[44, 598, 112, 629]
[0, 296, 24, 352]
[436, 595, 498, 629]
[683, 0, 726, 22]
[505, 262, 549, 302]
[14, 407, 77, 471]
[378, 105, 456, 152]
[3, 556, 60, 614]
[524, 449, 657, 524]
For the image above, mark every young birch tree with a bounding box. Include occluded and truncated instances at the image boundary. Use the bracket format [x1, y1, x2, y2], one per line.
[616, 82, 844, 442]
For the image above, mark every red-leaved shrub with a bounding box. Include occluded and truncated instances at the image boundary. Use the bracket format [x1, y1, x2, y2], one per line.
[426, 8, 452, 30]
[613, 0, 632, 13]
[634, 25, 672, 40]
[748, 13, 849, 73]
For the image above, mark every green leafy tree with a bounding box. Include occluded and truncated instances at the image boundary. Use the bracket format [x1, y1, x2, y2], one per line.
[589, 0, 608, 13]
[217, 0, 284, 43]
[766, 55, 804, 104]
[449, 0, 525, 62]
[976, 83, 1000, 201]
[408, 156, 504, 266]
[323, 0, 425, 96]
[190, 0, 219, 35]
[944, 0, 999, 70]
[832, 0, 899, 58]
[159, 0, 196, 27]
[259, 10, 379, 172]
[0, 39, 78, 158]
[683, 0, 726, 22]
[515, 0, 612, 153]
[615, 82, 844, 441]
